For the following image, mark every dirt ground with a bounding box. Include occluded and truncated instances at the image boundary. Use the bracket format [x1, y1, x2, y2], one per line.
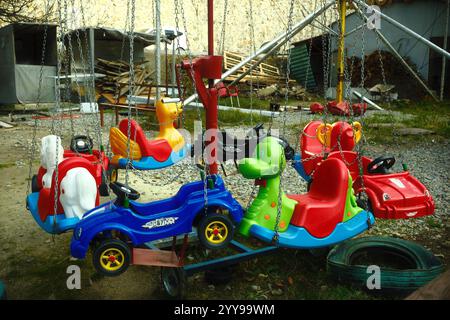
[0, 120, 449, 300]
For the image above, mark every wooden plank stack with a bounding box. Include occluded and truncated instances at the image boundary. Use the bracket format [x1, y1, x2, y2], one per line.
[94, 58, 155, 99]
[223, 51, 287, 86]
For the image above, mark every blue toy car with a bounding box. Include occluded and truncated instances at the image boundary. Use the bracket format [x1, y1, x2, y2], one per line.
[70, 175, 243, 276]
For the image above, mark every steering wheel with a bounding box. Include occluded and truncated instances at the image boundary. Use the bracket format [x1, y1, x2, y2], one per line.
[367, 156, 396, 174]
[276, 137, 295, 161]
[110, 182, 140, 206]
[70, 135, 93, 153]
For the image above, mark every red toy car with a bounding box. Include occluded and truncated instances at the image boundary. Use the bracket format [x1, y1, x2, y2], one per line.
[295, 121, 435, 219]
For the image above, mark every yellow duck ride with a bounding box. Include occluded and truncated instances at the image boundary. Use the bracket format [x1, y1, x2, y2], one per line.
[109, 98, 188, 170]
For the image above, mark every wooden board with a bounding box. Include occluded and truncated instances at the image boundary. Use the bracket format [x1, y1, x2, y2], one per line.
[406, 269, 450, 300]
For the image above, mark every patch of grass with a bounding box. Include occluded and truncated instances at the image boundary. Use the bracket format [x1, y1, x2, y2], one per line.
[362, 100, 450, 145]
[0, 163, 15, 169]
[141, 108, 271, 133]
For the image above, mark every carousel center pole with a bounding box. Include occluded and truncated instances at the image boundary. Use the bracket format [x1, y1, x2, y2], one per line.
[206, 0, 218, 175]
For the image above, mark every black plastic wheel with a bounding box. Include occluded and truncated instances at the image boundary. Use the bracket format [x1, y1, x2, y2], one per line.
[161, 267, 186, 299]
[92, 239, 131, 277]
[197, 213, 234, 250]
[31, 174, 40, 193]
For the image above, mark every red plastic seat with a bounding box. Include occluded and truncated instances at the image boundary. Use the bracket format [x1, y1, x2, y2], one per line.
[300, 120, 328, 176]
[287, 158, 349, 238]
[118, 119, 172, 162]
[329, 122, 357, 152]
[37, 157, 100, 222]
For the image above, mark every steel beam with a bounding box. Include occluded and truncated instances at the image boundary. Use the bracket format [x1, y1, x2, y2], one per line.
[355, 0, 450, 60]
[183, 0, 335, 106]
[354, 4, 439, 102]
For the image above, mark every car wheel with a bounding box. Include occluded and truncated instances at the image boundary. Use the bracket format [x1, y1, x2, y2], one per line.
[197, 213, 234, 250]
[31, 174, 40, 193]
[92, 239, 130, 277]
[161, 267, 186, 299]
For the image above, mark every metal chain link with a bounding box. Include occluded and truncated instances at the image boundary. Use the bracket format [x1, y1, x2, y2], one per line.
[27, 0, 50, 194]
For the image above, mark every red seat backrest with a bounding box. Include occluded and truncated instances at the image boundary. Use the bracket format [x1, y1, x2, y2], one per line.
[329, 122, 356, 152]
[118, 119, 153, 157]
[328, 151, 371, 182]
[309, 158, 349, 201]
[38, 157, 99, 222]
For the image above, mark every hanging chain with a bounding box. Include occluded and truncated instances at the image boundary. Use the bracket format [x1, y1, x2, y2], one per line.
[27, 0, 51, 194]
[218, 0, 228, 55]
[124, 0, 136, 187]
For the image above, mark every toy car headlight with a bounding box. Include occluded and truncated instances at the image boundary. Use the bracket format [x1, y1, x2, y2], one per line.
[424, 190, 430, 198]
[383, 193, 390, 201]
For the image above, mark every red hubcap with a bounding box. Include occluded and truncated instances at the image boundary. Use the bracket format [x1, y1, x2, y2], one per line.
[108, 255, 116, 262]
[213, 228, 219, 235]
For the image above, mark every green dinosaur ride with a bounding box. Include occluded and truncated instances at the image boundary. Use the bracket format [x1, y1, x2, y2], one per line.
[238, 137, 296, 236]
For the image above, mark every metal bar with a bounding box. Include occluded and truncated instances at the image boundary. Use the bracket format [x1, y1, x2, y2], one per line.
[354, 4, 439, 102]
[344, 23, 365, 37]
[172, 38, 177, 97]
[229, 240, 252, 253]
[440, 0, 449, 100]
[183, 245, 278, 277]
[355, 0, 450, 60]
[183, 0, 335, 106]
[155, 0, 161, 103]
[352, 90, 383, 110]
[185, 101, 280, 117]
[336, 0, 346, 103]
[227, 1, 335, 87]
[207, 0, 218, 175]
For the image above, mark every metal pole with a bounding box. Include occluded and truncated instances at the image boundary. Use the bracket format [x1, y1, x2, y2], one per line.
[172, 37, 176, 97]
[89, 27, 95, 79]
[207, 0, 218, 175]
[155, 0, 161, 103]
[355, 0, 450, 60]
[225, 0, 334, 85]
[354, 4, 439, 102]
[336, 0, 347, 103]
[183, 0, 335, 106]
[440, 0, 449, 100]
[352, 90, 383, 110]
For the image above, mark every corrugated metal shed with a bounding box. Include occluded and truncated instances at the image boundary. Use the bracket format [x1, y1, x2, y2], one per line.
[289, 43, 317, 90]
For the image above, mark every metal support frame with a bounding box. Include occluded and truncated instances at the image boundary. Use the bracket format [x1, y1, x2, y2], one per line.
[183, 0, 335, 106]
[440, 0, 449, 100]
[355, 0, 450, 61]
[354, 4, 439, 102]
[336, 0, 347, 103]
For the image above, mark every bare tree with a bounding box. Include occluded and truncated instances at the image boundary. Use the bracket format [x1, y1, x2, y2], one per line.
[0, 0, 54, 24]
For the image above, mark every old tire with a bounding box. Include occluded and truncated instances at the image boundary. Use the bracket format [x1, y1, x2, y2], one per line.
[92, 239, 131, 277]
[327, 236, 444, 294]
[197, 213, 234, 250]
[161, 267, 187, 299]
